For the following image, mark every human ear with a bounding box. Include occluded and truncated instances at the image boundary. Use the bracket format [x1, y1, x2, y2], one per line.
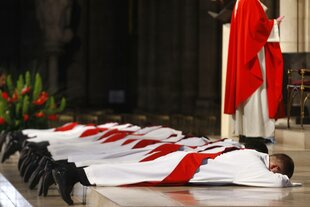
[270, 164, 280, 173]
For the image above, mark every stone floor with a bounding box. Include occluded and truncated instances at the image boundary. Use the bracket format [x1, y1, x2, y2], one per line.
[0, 127, 309, 206]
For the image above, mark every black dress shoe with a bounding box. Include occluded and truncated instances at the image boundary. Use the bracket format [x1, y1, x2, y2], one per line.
[52, 166, 78, 205]
[0, 131, 8, 152]
[244, 140, 269, 154]
[28, 156, 49, 189]
[23, 154, 41, 183]
[18, 148, 31, 171]
[1, 131, 28, 162]
[245, 137, 273, 144]
[37, 159, 55, 196]
[1, 139, 21, 162]
[20, 152, 37, 177]
[239, 135, 246, 143]
[37, 175, 44, 196]
[42, 169, 56, 196]
[0, 133, 11, 160]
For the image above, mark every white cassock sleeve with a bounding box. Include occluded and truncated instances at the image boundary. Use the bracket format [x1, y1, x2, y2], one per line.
[233, 159, 292, 187]
[267, 20, 280, 42]
[190, 150, 294, 187]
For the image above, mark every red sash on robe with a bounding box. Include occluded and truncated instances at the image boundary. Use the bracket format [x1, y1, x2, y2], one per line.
[54, 122, 78, 131]
[125, 147, 238, 186]
[224, 0, 284, 119]
[132, 139, 161, 149]
[101, 132, 128, 143]
[79, 128, 100, 137]
[139, 143, 182, 162]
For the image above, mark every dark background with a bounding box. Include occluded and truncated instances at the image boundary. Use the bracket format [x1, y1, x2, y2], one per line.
[2, 0, 297, 133]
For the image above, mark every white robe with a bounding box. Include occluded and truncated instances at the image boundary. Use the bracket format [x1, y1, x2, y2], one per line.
[48, 127, 184, 161]
[84, 149, 292, 187]
[69, 138, 240, 167]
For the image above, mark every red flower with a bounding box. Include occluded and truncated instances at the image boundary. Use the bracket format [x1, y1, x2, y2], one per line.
[23, 114, 29, 122]
[48, 114, 57, 121]
[2, 92, 8, 100]
[8, 91, 18, 103]
[0, 117, 5, 125]
[35, 112, 45, 118]
[33, 91, 49, 105]
[12, 92, 18, 101]
[21, 86, 31, 95]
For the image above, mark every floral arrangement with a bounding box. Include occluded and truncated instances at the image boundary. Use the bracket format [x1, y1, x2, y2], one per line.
[0, 71, 66, 131]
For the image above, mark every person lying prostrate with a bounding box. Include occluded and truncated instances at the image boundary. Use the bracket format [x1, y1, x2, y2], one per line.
[47, 126, 186, 161]
[68, 138, 242, 167]
[52, 149, 298, 205]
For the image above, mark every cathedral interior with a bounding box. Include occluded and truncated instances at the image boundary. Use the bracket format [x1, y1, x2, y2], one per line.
[0, 0, 285, 135]
[2, 0, 308, 133]
[0, 0, 310, 206]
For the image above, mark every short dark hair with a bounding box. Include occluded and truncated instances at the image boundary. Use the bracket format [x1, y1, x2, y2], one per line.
[271, 153, 295, 178]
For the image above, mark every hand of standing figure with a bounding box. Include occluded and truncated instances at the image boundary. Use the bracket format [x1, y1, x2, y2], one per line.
[276, 16, 285, 25]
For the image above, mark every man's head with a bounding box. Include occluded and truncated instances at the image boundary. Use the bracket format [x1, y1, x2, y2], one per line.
[269, 153, 295, 178]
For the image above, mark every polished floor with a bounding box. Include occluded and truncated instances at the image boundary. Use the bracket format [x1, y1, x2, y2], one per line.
[0, 131, 309, 206]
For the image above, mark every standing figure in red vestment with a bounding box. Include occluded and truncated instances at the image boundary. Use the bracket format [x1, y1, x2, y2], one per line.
[224, 0, 285, 143]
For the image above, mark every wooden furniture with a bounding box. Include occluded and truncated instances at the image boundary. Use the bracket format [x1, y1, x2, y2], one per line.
[287, 68, 310, 128]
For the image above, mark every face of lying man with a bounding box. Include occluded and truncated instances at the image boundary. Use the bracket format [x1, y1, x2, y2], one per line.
[269, 156, 282, 174]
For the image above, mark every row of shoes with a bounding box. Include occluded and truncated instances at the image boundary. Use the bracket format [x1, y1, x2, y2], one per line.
[0, 131, 26, 163]
[1, 132, 57, 197]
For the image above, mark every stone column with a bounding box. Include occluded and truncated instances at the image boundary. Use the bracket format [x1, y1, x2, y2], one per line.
[221, 24, 234, 138]
[280, 0, 310, 53]
[36, 0, 73, 93]
[299, 0, 310, 52]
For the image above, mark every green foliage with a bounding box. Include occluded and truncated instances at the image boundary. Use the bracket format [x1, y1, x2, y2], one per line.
[22, 95, 30, 115]
[6, 75, 14, 95]
[33, 73, 42, 100]
[25, 71, 31, 86]
[0, 71, 66, 131]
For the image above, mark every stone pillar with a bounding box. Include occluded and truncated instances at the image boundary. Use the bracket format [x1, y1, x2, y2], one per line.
[36, 0, 73, 93]
[299, 0, 310, 52]
[221, 24, 234, 138]
[280, 0, 310, 53]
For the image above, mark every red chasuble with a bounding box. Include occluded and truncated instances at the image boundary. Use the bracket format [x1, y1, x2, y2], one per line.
[224, 0, 284, 118]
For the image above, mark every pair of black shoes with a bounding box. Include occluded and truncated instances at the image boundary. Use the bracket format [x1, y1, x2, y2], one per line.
[37, 157, 57, 196]
[239, 135, 269, 154]
[28, 156, 51, 190]
[18, 141, 50, 174]
[17, 141, 57, 196]
[239, 135, 273, 144]
[53, 164, 92, 205]
[0, 131, 28, 162]
[35, 159, 80, 198]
